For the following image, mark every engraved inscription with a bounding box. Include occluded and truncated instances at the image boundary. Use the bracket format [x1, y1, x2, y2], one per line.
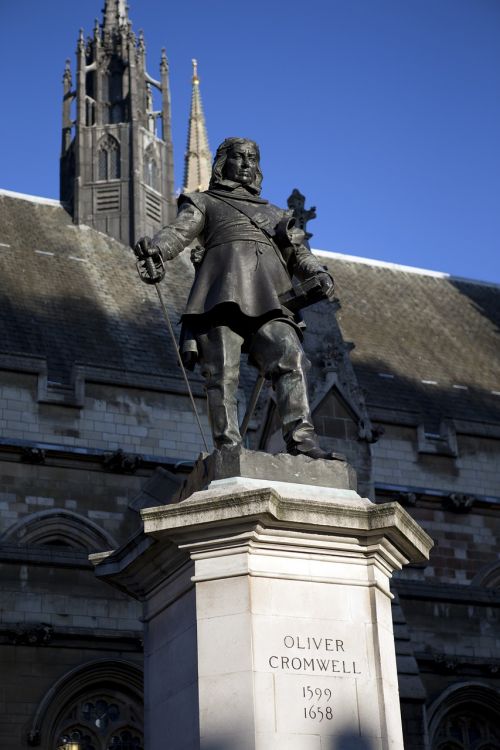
[268, 634, 362, 675]
[302, 685, 333, 722]
[254, 622, 365, 734]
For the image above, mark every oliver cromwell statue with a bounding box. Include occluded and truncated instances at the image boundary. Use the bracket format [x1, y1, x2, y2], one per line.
[134, 137, 338, 460]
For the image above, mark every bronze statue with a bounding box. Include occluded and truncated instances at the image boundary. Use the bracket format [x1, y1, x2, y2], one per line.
[134, 137, 338, 460]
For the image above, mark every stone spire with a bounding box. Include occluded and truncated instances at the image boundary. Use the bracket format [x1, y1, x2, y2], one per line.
[183, 59, 212, 193]
[102, 0, 129, 31]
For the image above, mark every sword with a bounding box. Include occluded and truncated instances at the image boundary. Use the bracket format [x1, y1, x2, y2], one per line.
[136, 250, 210, 452]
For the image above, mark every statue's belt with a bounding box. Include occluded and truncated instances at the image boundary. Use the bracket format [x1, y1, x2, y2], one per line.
[205, 232, 273, 249]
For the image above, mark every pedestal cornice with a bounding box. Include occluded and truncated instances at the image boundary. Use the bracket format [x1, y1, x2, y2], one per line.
[142, 480, 432, 565]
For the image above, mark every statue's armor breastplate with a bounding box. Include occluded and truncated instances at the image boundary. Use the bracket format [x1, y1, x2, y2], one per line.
[202, 195, 273, 249]
[181, 191, 294, 319]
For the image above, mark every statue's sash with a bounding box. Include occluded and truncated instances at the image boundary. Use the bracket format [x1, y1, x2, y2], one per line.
[205, 190, 290, 271]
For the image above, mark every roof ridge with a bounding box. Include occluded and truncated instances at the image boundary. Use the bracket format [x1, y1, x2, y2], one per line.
[312, 248, 500, 289]
[0, 189, 63, 207]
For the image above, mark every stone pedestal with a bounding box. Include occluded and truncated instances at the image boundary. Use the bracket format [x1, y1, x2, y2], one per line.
[94, 451, 432, 750]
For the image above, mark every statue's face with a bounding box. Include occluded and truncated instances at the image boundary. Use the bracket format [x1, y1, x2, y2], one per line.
[223, 143, 259, 185]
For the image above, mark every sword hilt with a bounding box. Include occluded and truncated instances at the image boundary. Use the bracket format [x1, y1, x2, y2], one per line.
[136, 248, 165, 285]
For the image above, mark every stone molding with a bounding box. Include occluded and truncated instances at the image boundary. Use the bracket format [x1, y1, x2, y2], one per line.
[6, 622, 53, 646]
[0, 542, 92, 568]
[1, 508, 118, 551]
[375, 482, 499, 509]
[395, 578, 500, 606]
[0, 435, 196, 475]
[141, 481, 432, 566]
[418, 651, 500, 676]
[95, 479, 433, 603]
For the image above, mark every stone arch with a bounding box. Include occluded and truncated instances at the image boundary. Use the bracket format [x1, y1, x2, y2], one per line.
[472, 561, 500, 589]
[27, 659, 143, 748]
[428, 682, 500, 749]
[98, 134, 121, 180]
[0, 509, 117, 551]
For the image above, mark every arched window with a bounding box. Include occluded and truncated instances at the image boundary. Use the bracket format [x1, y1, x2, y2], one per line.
[55, 694, 143, 750]
[472, 561, 500, 589]
[1, 508, 118, 552]
[434, 712, 500, 750]
[429, 683, 500, 750]
[98, 136, 120, 181]
[27, 660, 143, 749]
[143, 145, 159, 191]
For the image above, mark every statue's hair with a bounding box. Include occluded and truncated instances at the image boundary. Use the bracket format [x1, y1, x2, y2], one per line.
[209, 137, 263, 192]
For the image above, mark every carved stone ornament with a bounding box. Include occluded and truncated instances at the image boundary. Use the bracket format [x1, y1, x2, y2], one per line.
[397, 491, 418, 507]
[443, 493, 476, 513]
[102, 448, 142, 474]
[8, 623, 54, 646]
[21, 446, 46, 464]
[287, 188, 316, 243]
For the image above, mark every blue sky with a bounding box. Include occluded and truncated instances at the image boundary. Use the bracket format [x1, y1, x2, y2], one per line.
[1, 0, 499, 282]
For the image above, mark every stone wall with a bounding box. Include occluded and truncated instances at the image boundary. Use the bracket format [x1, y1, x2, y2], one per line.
[372, 424, 499, 498]
[410, 505, 499, 585]
[0, 371, 210, 460]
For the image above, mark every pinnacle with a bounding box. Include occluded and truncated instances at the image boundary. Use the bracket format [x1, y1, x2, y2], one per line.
[183, 60, 212, 193]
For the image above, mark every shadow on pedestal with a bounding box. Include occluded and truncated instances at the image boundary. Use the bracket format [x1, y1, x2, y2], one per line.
[331, 730, 376, 750]
[198, 732, 376, 750]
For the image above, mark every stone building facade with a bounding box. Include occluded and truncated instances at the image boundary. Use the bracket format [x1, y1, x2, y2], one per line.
[0, 2, 499, 748]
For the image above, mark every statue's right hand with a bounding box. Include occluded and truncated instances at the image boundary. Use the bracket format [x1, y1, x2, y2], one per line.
[134, 236, 156, 260]
[134, 236, 166, 285]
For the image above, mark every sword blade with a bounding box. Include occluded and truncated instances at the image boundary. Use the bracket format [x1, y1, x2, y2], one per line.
[154, 284, 209, 453]
[240, 374, 265, 439]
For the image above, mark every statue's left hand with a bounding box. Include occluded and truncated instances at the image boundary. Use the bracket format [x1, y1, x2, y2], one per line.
[317, 272, 335, 301]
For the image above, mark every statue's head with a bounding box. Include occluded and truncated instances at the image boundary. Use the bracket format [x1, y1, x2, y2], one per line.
[209, 137, 263, 193]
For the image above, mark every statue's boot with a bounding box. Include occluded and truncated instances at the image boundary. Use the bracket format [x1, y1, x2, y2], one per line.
[197, 324, 244, 449]
[251, 320, 345, 461]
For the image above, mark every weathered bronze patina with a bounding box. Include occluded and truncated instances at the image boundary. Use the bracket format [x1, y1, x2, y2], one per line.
[135, 137, 338, 459]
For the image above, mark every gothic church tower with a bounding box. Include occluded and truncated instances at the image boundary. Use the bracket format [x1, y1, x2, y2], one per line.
[60, 0, 175, 246]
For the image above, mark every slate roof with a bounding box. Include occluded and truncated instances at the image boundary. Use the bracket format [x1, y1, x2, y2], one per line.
[304, 252, 500, 429]
[1, 191, 499, 429]
[0, 191, 197, 386]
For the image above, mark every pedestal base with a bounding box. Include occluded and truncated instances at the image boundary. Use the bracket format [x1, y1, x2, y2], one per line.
[94, 453, 432, 750]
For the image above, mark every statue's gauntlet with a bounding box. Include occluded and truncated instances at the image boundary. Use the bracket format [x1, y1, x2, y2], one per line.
[151, 227, 185, 262]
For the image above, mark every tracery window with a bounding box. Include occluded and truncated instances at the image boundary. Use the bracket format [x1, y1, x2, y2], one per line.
[57, 728, 98, 750]
[98, 136, 120, 181]
[54, 694, 143, 750]
[29, 661, 143, 750]
[432, 704, 500, 750]
[108, 730, 143, 749]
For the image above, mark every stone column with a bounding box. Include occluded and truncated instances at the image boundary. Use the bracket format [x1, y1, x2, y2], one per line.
[94, 451, 432, 750]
